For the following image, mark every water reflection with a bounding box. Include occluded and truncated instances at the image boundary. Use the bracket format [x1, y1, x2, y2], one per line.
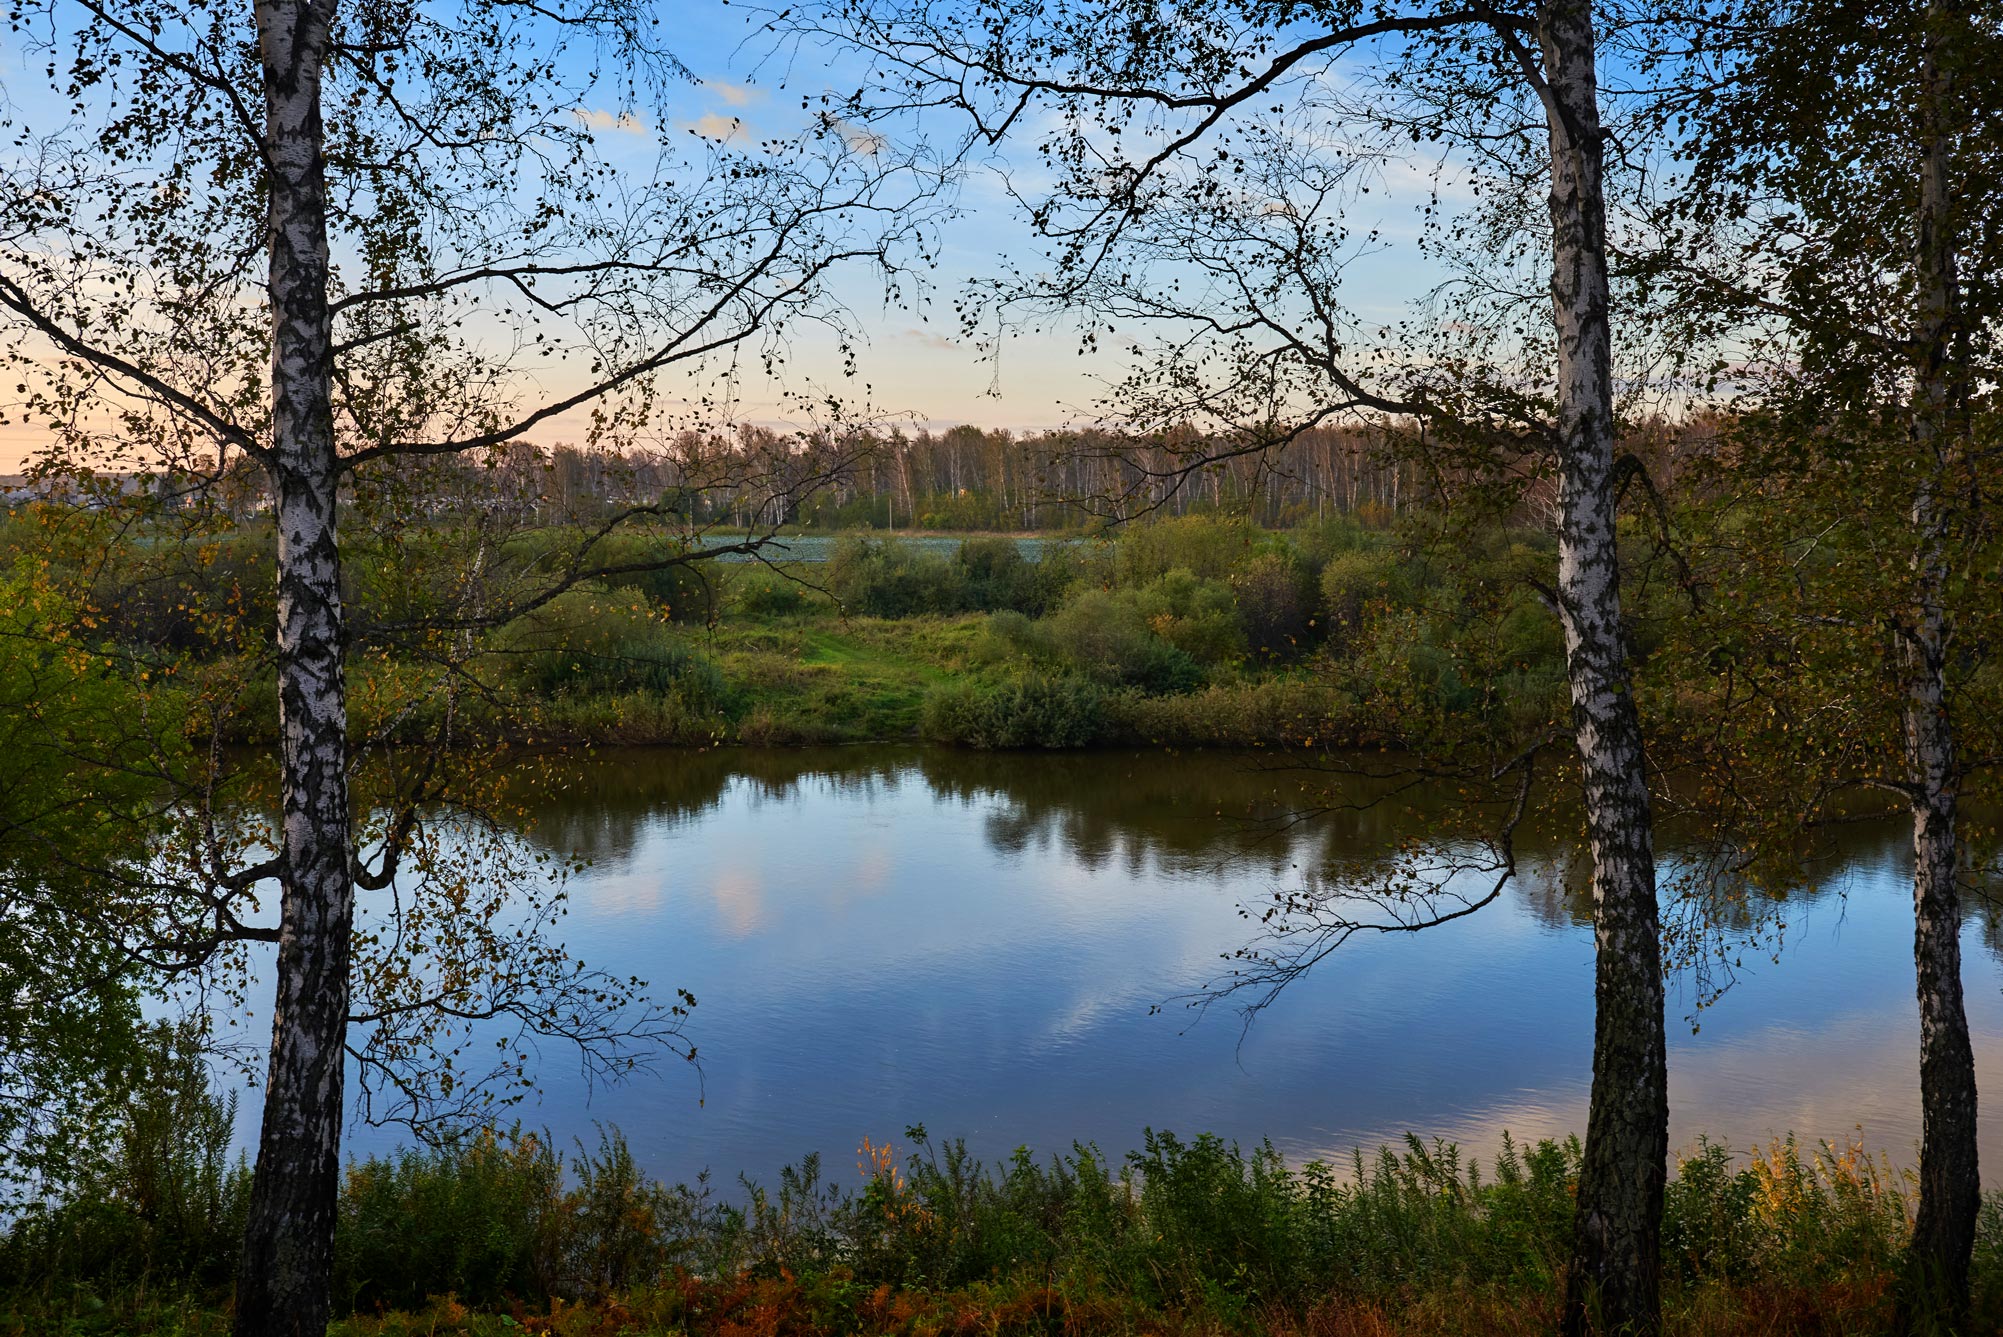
[332, 747, 2003, 1191]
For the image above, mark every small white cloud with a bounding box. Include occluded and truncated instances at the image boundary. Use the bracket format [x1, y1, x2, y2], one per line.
[705, 79, 762, 109]
[687, 112, 745, 143]
[900, 328, 958, 351]
[573, 108, 647, 134]
[828, 118, 886, 156]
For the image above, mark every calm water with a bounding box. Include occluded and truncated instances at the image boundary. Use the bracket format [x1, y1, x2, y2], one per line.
[329, 746, 2003, 1187]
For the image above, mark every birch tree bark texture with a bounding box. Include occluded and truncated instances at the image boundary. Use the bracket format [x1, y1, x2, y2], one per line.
[1896, 3, 1978, 1324]
[1537, 4, 1669, 1332]
[236, 1, 354, 1332]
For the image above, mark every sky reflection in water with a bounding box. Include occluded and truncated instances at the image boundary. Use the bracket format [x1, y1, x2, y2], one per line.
[336, 747, 2003, 1188]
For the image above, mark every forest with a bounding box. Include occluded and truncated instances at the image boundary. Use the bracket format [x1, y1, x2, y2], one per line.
[0, 0, 1997, 1334]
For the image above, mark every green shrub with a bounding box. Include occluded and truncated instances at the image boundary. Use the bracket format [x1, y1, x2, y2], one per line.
[818, 1127, 1581, 1309]
[1294, 515, 1378, 567]
[534, 688, 732, 745]
[0, 1026, 249, 1293]
[981, 608, 1038, 653]
[1106, 677, 1354, 747]
[505, 604, 729, 711]
[11, 1116, 1996, 1329]
[1038, 591, 1202, 694]
[1660, 1137, 1911, 1288]
[955, 537, 1071, 615]
[1497, 590, 1564, 675]
[333, 1124, 748, 1308]
[1110, 516, 1254, 586]
[1232, 552, 1315, 660]
[85, 529, 276, 657]
[591, 542, 719, 623]
[1129, 569, 1245, 665]
[1342, 607, 1482, 725]
[335, 1129, 562, 1311]
[920, 673, 1107, 748]
[726, 567, 812, 617]
[1318, 548, 1415, 648]
[1976, 1193, 2003, 1321]
[824, 539, 966, 617]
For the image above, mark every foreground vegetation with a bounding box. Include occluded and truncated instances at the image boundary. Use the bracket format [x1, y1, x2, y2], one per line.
[3, 1043, 1999, 1337]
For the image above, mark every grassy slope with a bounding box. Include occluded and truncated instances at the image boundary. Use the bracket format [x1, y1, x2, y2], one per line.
[717, 617, 986, 745]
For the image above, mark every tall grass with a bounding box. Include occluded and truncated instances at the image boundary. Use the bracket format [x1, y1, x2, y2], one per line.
[0, 1027, 248, 1294]
[0, 1035, 1991, 1333]
[9, 1097, 1999, 1335]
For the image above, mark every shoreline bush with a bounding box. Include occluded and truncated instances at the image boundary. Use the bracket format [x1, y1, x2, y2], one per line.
[920, 673, 1108, 748]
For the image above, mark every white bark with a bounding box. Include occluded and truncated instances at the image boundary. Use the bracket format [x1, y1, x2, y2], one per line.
[1538, 1, 1668, 1330]
[236, 1, 354, 1333]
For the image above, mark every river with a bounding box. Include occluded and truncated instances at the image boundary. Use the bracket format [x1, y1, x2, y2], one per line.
[324, 745, 2003, 1188]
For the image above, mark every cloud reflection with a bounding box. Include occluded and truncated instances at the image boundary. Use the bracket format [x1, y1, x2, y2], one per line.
[392, 747, 2003, 1193]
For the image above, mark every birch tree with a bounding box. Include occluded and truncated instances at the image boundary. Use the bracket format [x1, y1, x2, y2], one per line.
[775, 0, 1670, 1327]
[0, 1, 939, 1333]
[1639, 0, 2002, 1324]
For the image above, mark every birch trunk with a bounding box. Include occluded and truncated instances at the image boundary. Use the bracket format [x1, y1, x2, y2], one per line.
[1538, 2, 1669, 1331]
[236, 1, 353, 1333]
[1894, 5, 1978, 1326]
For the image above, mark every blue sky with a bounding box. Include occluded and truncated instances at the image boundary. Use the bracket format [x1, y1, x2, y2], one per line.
[0, 0, 1466, 467]
[647, 6, 1144, 433]
[633, 3, 1458, 435]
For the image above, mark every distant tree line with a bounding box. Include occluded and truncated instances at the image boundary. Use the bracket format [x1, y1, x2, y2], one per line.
[68, 416, 1733, 534]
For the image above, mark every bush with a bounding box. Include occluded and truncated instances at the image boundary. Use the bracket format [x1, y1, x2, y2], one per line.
[981, 608, 1038, 654]
[726, 567, 812, 617]
[590, 538, 720, 623]
[1128, 569, 1245, 665]
[823, 539, 965, 618]
[504, 602, 729, 711]
[1110, 516, 1254, 586]
[1496, 589, 1564, 675]
[786, 1127, 1581, 1308]
[1660, 1137, 1911, 1288]
[334, 1125, 748, 1308]
[955, 537, 1071, 615]
[1038, 591, 1202, 694]
[920, 673, 1107, 748]
[1232, 552, 1315, 660]
[10, 1115, 1998, 1332]
[1106, 677, 1354, 747]
[1294, 514, 1378, 567]
[336, 1129, 562, 1311]
[87, 529, 276, 657]
[1318, 548, 1415, 649]
[0, 1025, 249, 1292]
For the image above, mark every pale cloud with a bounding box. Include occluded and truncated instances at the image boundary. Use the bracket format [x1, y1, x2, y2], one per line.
[899, 328, 958, 351]
[828, 118, 886, 156]
[686, 112, 745, 143]
[711, 867, 767, 938]
[705, 80, 763, 109]
[850, 845, 894, 895]
[573, 107, 648, 135]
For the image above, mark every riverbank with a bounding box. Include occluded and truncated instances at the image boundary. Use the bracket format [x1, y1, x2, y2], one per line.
[5, 1119, 1992, 1337]
[148, 515, 1529, 752]
[474, 612, 1361, 749]
[0, 510, 1545, 752]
